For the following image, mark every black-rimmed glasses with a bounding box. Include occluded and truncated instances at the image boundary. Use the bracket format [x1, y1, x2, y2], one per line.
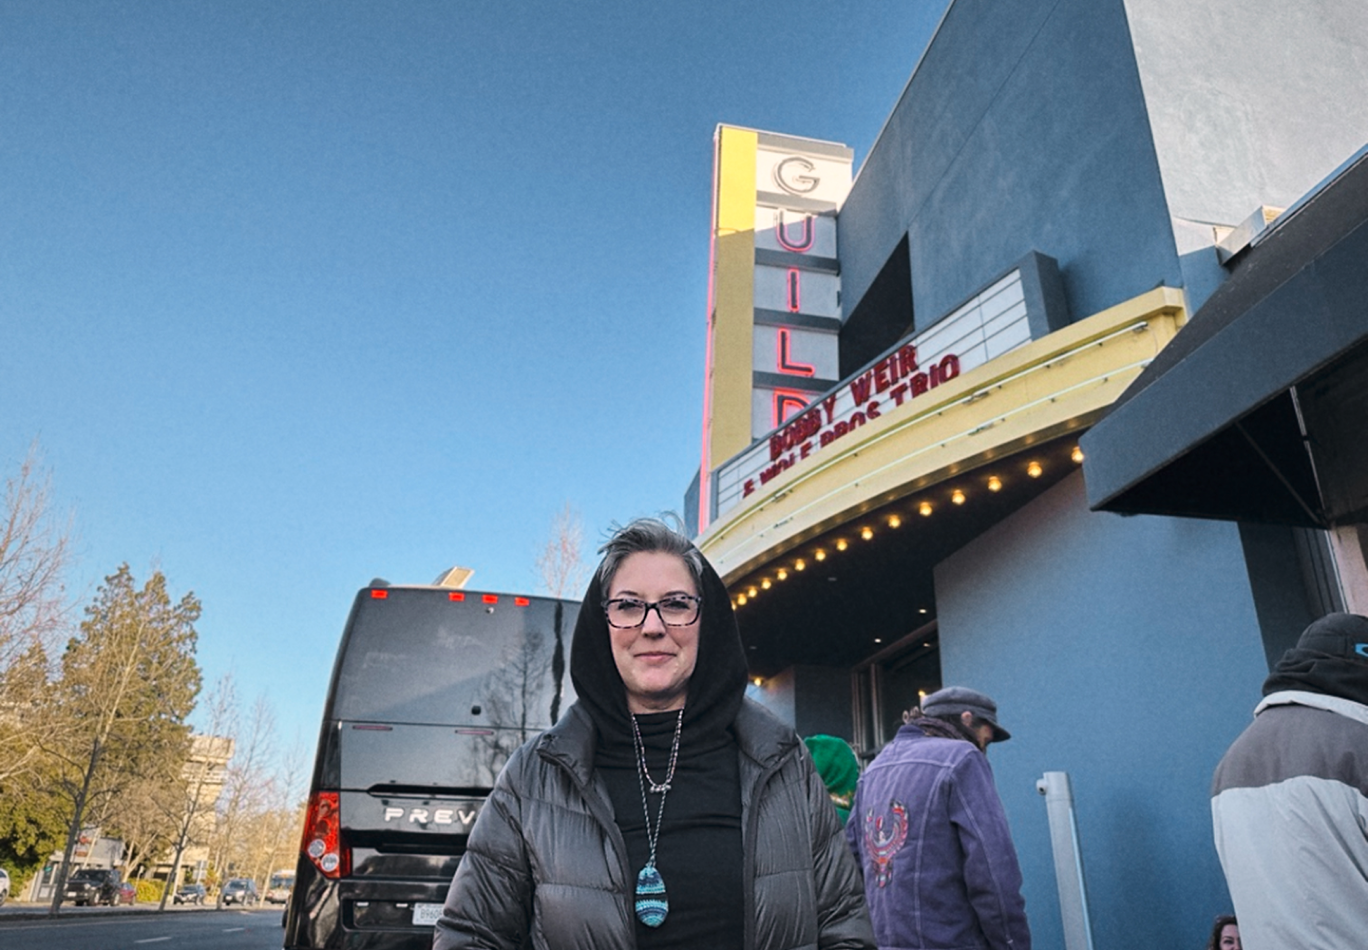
[602, 595, 702, 628]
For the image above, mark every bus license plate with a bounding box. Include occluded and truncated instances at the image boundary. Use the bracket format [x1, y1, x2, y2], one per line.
[412, 902, 444, 926]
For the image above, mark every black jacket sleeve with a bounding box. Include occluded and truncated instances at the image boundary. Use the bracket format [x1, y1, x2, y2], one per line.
[432, 751, 534, 950]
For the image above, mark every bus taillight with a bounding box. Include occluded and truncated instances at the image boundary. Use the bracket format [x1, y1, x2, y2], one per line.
[301, 791, 350, 879]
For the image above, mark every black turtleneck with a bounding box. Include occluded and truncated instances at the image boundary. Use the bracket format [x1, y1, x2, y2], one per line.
[569, 557, 750, 950]
[598, 710, 743, 950]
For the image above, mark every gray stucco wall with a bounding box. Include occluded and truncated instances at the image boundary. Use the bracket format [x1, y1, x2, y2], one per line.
[1123, 0, 1368, 226]
[934, 473, 1269, 950]
[839, 0, 1183, 330]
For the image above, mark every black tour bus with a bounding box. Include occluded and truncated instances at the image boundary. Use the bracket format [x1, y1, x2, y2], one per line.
[284, 578, 579, 948]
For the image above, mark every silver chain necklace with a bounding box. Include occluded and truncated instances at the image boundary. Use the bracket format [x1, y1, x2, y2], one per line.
[630, 707, 683, 928]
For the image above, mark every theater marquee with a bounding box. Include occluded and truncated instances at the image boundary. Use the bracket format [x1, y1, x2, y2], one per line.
[712, 268, 1034, 518]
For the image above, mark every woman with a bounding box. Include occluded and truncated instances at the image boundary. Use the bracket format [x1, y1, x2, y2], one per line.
[1206, 915, 1240, 950]
[433, 518, 873, 950]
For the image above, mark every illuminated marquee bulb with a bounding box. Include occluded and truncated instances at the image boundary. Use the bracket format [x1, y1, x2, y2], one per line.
[888, 514, 902, 529]
[736, 594, 747, 606]
[987, 476, 1002, 492]
[952, 489, 966, 505]
[861, 526, 874, 541]
[777, 568, 788, 581]
[836, 538, 848, 551]
[1071, 446, 1085, 463]
[1027, 461, 1043, 478]
[748, 586, 758, 598]
[814, 549, 826, 561]
[919, 501, 933, 517]
[761, 578, 771, 590]
[794, 558, 806, 571]
[752, 676, 764, 687]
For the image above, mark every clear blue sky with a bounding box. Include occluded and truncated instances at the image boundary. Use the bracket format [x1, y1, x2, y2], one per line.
[1, 1, 947, 758]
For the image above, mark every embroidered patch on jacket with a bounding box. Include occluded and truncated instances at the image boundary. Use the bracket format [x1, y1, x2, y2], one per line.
[862, 799, 909, 888]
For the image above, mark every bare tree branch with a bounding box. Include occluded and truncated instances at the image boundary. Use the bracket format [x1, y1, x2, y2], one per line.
[535, 502, 588, 599]
[0, 443, 72, 670]
[0, 444, 73, 784]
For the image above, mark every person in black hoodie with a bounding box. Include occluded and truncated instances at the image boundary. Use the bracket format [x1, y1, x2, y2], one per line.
[433, 517, 873, 950]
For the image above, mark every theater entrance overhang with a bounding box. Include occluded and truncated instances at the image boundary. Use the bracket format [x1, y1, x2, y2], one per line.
[1081, 148, 1368, 528]
[698, 288, 1189, 675]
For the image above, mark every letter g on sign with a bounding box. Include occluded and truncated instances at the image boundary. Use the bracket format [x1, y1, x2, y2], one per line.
[774, 157, 819, 195]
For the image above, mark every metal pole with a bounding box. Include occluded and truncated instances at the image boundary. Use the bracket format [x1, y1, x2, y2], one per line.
[1036, 771, 1095, 950]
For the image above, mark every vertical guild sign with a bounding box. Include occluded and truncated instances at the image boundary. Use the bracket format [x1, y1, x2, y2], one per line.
[700, 126, 852, 533]
[750, 135, 851, 442]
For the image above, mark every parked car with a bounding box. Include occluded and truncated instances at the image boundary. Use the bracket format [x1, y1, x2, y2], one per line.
[218, 877, 259, 907]
[0, 867, 11, 906]
[63, 867, 125, 906]
[117, 880, 137, 905]
[174, 883, 207, 905]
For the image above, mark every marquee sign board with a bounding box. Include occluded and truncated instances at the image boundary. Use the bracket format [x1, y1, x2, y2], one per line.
[713, 267, 1033, 518]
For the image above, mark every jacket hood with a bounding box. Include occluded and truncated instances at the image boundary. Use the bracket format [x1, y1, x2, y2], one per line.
[1263, 612, 1368, 706]
[569, 550, 748, 745]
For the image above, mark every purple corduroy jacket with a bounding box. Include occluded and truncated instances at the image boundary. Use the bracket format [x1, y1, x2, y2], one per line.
[845, 723, 1031, 950]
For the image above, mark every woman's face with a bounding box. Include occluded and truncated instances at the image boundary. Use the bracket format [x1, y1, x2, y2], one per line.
[1218, 924, 1240, 950]
[606, 551, 700, 714]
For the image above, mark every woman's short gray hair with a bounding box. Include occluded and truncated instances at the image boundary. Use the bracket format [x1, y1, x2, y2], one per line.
[596, 516, 704, 592]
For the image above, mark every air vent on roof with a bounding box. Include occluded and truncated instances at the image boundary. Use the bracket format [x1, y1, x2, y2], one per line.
[432, 566, 475, 588]
[1215, 205, 1283, 265]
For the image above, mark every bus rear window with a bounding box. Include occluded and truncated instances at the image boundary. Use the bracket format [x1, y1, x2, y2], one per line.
[331, 590, 576, 727]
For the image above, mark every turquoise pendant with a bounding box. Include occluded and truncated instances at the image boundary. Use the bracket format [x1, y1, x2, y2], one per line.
[634, 863, 668, 927]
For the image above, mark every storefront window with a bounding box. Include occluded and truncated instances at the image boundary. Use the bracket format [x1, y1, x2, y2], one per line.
[852, 623, 940, 759]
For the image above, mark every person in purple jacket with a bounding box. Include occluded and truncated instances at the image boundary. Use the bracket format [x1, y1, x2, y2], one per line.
[847, 686, 1031, 950]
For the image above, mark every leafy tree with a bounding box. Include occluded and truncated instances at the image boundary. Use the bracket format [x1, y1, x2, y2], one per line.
[0, 756, 67, 892]
[41, 564, 201, 912]
[0, 641, 70, 876]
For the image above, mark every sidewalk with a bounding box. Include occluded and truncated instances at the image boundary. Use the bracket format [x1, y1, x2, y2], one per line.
[0, 898, 206, 920]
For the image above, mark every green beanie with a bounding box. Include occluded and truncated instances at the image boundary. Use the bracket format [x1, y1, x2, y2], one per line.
[803, 734, 860, 824]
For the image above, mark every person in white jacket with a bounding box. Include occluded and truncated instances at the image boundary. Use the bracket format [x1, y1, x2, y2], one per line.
[1211, 612, 1368, 950]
